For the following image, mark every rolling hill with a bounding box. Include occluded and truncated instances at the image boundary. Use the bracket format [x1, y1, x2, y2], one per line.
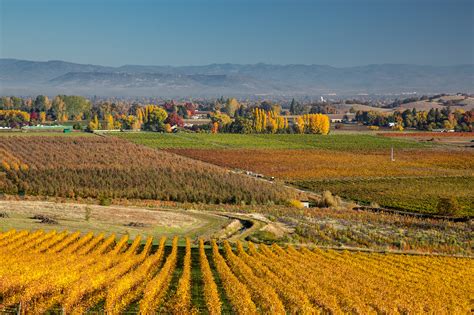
[1, 58, 473, 97]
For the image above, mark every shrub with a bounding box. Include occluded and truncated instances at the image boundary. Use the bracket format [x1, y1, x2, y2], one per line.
[346, 201, 357, 210]
[370, 201, 380, 208]
[73, 123, 83, 130]
[287, 199, 304, 209]
[320, 190, 340, 208]
[436, 197, 461, 216]
[99, 197, 112, 206]
[85, 206, 92, 221]
[391, 124, 404, 131]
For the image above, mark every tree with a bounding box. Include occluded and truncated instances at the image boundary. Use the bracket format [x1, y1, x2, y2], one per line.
[259, 100, 279, 113]
[106, 114, 115, 130]
[53, 95, 90, 120]
[165, 112, 184, 127]
[34, 95, 51, 112]
[0, 97, 13, 110]
[234, 105, 245, 117]
[210, 112, 231, 131]
[164, 123, 172, 133]
[289, 98, 296, 115]
[137, 108, 144, 125]
[178, 106, 189, 118]
[52, 96, 66, 120]
[0, 110, 30, 128]
[294, 116, 305, 134]
[87, 115, 100, 131]
[229, 117, 253, 133]
[39, 112, 46, 123]
[224, 98, 240, 117]
[267, 115, 278, 133]
[60, 113, 69, 122]
[392, 124, 404, 131]
[252, 108, 266, 133]
[211, 122, 219, 134]
[301, 113, 330, 135]
[143, 107, 168, 132]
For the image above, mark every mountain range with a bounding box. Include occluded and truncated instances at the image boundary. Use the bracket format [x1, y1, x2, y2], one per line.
[1, 58, 472, 97]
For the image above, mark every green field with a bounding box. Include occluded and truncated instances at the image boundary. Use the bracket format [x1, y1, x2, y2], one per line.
[293, 176, 474, 216]
[114, 132, 430, 151]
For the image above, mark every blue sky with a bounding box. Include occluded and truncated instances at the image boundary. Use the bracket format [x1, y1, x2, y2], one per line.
[1, 0, 472, 66]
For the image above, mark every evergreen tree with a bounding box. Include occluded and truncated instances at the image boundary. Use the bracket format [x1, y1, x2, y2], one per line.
[290, 98, 296, 115]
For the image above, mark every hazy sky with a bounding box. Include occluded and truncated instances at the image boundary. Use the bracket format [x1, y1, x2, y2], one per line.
[1, 0, 473, 66]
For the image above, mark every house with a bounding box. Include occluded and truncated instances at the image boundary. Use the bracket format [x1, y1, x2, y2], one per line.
[432, 128, 455, 133]
[191, 111, 211, 119]
[301, 200, 310, 208]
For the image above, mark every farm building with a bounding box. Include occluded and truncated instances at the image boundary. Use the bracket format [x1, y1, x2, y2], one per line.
[327, 113, 355, 123]
[300, 199, 310, 208]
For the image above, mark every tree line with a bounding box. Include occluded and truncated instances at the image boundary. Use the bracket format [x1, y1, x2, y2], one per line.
[355, 107, 473, 131]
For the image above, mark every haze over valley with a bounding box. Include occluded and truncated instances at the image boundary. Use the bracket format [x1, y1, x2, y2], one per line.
[2, 58, 472, 97]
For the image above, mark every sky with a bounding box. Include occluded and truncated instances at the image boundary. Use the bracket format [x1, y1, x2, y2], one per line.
[0, 0, 473, 67]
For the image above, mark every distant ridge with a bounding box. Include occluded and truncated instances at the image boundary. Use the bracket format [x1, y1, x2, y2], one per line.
[1, 58, 472, 97]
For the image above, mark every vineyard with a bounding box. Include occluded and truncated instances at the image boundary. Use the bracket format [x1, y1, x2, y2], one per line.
[166, 146, 473, 215]
[379, 132, 474, 138]
[0, 136, 291, 204]
[294, 176, 474, 216]
[1, 230, 472, 314]
[188, 202, 474, 255]
[166, 148, 473, 179]
[116, 130, 473, 217]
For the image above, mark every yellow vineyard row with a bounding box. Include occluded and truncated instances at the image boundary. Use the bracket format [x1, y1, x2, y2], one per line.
[0, 230, 472, 314]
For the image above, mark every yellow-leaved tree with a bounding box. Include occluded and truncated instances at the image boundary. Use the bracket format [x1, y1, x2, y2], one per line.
[39, 112, 46, 123]
[106, 114, 115, 130]
[87, 115, 100, 131]
[299, 114, 330, 134]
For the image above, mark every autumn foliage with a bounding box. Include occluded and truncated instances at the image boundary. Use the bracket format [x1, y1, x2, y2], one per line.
[0, 136, 291, 204]
[0, 231, 472, 313]
[0, 110, 30, 128]
[252, 108, 289, 133]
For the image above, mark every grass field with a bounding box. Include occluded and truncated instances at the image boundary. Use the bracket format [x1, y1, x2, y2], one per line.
[0, 200, 230, 240]
[114, 132, 431, 150]
[1, 231, 472, 314]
